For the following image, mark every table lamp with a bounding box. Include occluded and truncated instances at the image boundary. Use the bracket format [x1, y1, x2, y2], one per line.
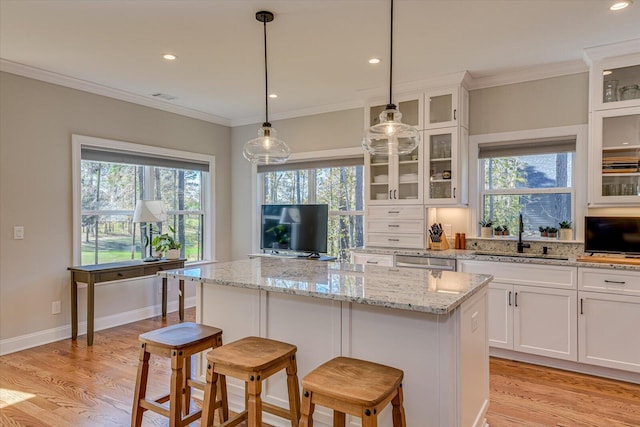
[133, 200, 167, 262]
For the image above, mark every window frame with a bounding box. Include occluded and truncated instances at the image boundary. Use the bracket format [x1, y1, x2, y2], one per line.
[469, 125, 588, 239]
[72, 134, 216, 265]
[252, 147, 365, 254]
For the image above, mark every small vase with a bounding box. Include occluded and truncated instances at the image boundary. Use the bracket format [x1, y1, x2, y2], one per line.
[559, 229, 572, 241]
[481, 227, 493, 238]
[165, 249, 180, 259]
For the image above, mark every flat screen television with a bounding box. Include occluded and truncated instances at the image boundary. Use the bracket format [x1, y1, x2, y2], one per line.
[584, 216, 640, 255]
[260, 204, 329, 257]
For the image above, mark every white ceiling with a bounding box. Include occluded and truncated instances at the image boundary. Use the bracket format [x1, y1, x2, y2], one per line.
[1, 0, 639, 126]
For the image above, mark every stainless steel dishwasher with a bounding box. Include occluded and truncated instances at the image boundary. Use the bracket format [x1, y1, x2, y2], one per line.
[394, 254, 457, 271]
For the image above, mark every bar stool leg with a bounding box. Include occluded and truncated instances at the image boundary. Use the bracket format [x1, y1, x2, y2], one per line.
[299, 390, 314, 427]
[333, 411, 346, 426]
[182, 354, 191, 417]
[131, 344, 150, 427]
[218, 372, 229, 423]
[391, 385, 406, 427]
[169, 349, 184, 427]
[247, 376, 263, 427]
[201, 362, 218, 427]
[361, 412, 378, 427]
[286, 355, 301, 426]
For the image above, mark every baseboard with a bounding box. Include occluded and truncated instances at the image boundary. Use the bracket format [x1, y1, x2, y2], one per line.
[490, 348, 640, 384]
[0, 297, 196, 355]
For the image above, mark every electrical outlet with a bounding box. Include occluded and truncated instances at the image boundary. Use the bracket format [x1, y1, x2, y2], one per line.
[52, 301, 61, 315]
[13, 226, 24, 240]
[443, 224, 453, 237]
[471, 311, 479, 332]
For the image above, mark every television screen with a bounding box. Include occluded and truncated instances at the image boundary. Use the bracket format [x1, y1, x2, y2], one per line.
[261, 204, 329, 255]
[584, 216, 640, 255]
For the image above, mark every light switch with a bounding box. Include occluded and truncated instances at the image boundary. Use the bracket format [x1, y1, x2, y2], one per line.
[13, 226, 24, 240]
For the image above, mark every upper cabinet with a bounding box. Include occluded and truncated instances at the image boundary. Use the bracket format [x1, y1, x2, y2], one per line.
[424, 126, 468, 205]
[425, 86, 469, 130]
[365, 140, 423, 205]
[586, 45, 640, 206]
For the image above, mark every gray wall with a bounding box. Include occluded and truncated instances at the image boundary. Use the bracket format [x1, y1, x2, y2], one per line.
[0, 72, 232, 345]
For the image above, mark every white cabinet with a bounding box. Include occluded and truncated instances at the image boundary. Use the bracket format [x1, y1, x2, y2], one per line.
[425, 86, 469, 130]
[590, 107, 640, 205]
[578, 267, 640, 373]
[365, 142, 423, 205]
[424, 126, 468, 205]
[350, 252, 394, 267]
[586, 49, 640, 206]
[458, 260, 577, 361]
[364, 205, 425, 249]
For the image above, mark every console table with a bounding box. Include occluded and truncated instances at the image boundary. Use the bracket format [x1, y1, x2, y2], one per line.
[68, 258, 186, 346]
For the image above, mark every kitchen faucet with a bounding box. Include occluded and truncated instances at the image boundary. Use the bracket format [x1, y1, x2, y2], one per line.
[517, 213, 530, 253]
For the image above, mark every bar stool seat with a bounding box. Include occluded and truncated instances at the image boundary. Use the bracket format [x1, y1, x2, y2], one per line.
[299, 357, 406, 427]
[201, 336, 301, 427]
[131, 322, 228, 427]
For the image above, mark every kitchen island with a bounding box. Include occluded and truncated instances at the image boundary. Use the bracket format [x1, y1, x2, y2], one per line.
[158, 258, 492, 427]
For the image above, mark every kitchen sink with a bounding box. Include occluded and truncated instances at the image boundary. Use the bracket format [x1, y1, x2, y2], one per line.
[472, 251, 570, 261]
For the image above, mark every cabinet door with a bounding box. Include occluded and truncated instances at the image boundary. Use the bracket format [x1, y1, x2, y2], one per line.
[425, 87, 460, 129]
[366, 93, 423, 129]
[488, 283, 514, 350]
[590, 107, 640, 206]
[513, 286, 577, 361]
[366, 152, 393, 204]
[424, 127, 460, 205]
[366, 144, 423, 204]
[578, 291, 640, 373]
[590, 55, 640, 112]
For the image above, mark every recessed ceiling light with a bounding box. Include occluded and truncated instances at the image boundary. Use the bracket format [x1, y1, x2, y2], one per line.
[603, 70, 613, 76]
[162, 53, 177, 61]
[610, 1, 632, 11]
[368, 58, 381, 64]
[269, 93, 278, 99]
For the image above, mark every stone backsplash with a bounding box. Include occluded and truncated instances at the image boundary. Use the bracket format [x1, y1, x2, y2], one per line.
[463, 237, 584, 257]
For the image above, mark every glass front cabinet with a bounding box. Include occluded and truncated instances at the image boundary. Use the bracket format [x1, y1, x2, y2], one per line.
[590, 107, 640, 205]
[365, 142, 424, 205]
[424, 127, 468, 205]
[587, 49, 640, 206]
[425, 86, 469, 130]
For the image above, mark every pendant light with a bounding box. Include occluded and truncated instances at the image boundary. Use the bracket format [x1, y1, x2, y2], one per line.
[243, 11, 291, 165]
[362, 0, 420, 156]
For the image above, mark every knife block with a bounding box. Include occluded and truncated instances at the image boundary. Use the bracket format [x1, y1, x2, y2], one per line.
[429, 231, 449, 250]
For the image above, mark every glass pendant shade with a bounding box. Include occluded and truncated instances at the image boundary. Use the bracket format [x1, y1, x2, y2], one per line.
[243, 123, 290, 165]
[362, 105, 420, 156]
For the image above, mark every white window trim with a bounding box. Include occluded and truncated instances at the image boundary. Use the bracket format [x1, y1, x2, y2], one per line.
[71, 134, 216, 264]
[251, 147, 364, 253]
[468, 125, 587, 239]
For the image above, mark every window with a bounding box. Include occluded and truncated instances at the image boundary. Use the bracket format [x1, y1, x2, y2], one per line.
[478, 138, 575, 237]
[259, 155, 364, 260]
[73, 135, 214, 265]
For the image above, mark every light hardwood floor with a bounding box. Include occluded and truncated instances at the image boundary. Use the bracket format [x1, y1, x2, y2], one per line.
[1, 308, 639, 426]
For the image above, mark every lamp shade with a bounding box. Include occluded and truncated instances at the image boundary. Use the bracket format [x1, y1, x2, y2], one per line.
[132, 200, 167, 223]
[243, 124, 290, 165]
[362, 106, 421, 156]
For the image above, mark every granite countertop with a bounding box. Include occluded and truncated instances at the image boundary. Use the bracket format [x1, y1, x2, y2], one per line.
[352, 247, 640, 272]
[157, 257, 491, 315]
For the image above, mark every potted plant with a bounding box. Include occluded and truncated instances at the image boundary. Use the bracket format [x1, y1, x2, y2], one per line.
[493, 225, 504, 236]
[479, 219, 493, 238]
[502, 225, 509, 236]
[152, 226, 182, 259]
[558, 221, 572, 241]
[547, 227, 558, 239]
[539, 226, 548, 237]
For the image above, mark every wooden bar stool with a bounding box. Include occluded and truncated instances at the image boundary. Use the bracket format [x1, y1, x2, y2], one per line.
[299, 357, 406, 427]
[201, 336, 301, 427]
[131, 322, 228, 427]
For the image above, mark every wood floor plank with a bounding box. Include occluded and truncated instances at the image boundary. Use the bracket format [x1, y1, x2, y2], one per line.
[1, 308, 639, 426]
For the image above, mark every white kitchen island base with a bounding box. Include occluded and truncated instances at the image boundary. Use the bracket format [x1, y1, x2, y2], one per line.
[195, 282, 489, 427]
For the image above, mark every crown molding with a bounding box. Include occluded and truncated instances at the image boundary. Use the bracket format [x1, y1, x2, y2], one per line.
[0, 59, 231, 127]
[467, 60, 588, 90]
[583, 38, 640, 66]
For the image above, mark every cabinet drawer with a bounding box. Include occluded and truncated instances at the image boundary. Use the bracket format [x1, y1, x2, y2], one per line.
[366, 205, 424, 219]
[95, 268, 145, 282]
[351, 253, 394, 267]
[579, 267, 640, 296]
[458, 260, 577, 289]
[366, 219, 424, 234]
[366, 233, 425, 249]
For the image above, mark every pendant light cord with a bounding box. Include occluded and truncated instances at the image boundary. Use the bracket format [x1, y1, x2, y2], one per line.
[388, 0, 394, 107]
[263, 17, 270, 125]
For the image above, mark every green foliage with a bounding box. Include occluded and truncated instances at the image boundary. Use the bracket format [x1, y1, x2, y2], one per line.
[539, 226, 548, 232]
[547, 227, 558, 234]
[266, 224, 289, 244]
[152, 226, 182, 252]
[479, 218, 493, 227]
[494, 225, 504, 232]
[559, 221, 572, 229]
